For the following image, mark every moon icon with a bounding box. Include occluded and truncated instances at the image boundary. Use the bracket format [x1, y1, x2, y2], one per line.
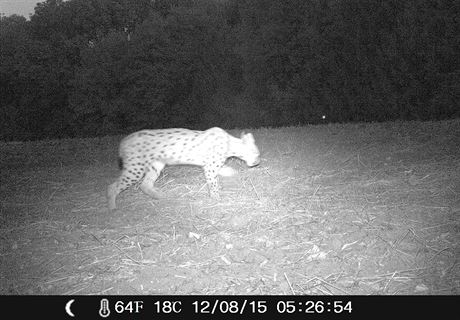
[65, 299, 75, 317]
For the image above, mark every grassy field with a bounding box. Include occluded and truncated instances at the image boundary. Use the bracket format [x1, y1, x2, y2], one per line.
[0, 120, 459, 295]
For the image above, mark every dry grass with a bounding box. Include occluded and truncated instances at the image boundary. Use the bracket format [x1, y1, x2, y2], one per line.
[0, 119, 459, 295]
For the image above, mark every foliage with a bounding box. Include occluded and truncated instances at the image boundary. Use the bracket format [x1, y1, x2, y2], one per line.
[0, 0, 459, 140]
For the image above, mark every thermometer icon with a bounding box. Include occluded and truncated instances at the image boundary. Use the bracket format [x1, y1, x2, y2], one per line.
[99, 298, 110, 318]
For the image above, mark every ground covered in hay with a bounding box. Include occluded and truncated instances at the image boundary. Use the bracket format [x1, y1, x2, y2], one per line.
[1, 120, 459, 295]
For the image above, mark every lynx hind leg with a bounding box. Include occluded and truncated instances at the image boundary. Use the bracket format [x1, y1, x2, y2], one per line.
[107, 176, 138, 211]
[139, 163, 166, 199]
[107, 163, 145, 211]
[139, 175, 165, 199]
[107, 182, 118, 211]
[218, 165, 236, 177]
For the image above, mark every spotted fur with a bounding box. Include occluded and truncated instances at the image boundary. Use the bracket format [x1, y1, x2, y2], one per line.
[107, 127, 260, 210]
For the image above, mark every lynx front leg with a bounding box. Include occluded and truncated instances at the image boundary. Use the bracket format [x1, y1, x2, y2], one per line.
[203, 164, 223, 199]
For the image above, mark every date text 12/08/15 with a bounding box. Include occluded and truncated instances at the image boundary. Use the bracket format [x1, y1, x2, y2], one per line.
[191, 299, 352, 315]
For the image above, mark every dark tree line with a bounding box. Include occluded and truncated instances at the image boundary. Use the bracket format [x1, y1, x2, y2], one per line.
[1, 0, 459, 140]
